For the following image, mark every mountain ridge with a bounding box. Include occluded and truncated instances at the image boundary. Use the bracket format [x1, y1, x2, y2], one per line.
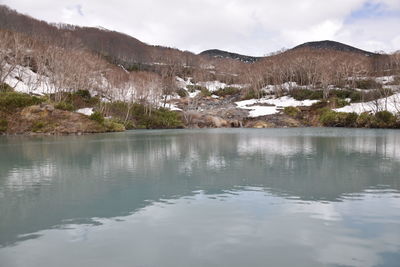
[199, 49, 262, 63]
[199, 40, 381, 63]
[291, 40, 379, 57]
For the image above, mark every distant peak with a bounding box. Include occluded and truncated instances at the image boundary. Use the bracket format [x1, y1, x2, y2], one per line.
[199, 49, 261, 63]
[291, 40, 378, 56]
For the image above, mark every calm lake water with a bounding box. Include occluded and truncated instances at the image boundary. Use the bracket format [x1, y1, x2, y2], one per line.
[0, 128, 399, 267]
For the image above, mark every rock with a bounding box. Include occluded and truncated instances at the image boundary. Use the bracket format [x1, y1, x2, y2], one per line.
[229, 119, 242, 128]
[43, 104, 55, 112]
[252, 121, 275, 128]
[25, 105, 42, 114]
[282, 117, 301, 127]
[178, 98, 190, 105]
[205, 116, 228, 128]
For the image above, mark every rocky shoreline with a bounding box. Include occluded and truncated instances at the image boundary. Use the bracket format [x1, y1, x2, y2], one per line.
[1, 104, 123, 136]
[2, 92, 399, 136]
[0, 104, 309, 136]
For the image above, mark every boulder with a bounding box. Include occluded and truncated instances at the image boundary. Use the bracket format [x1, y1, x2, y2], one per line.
[229, 119, 242, 128]
[285, 118, 301, 127]
[205, 116, 228, 128]
[252, 121, 275, 128]
[42, 104, 55, 112]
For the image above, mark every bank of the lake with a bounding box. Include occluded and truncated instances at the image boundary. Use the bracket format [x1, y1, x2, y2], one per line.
[1, 91, 400, 135]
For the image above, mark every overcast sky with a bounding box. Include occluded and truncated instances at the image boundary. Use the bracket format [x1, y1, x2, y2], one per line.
[1, 0, 399, 56]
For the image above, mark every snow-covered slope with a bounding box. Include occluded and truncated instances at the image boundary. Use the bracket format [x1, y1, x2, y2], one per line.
[5, 67, 400, 117]
[4, 65, 52, 95]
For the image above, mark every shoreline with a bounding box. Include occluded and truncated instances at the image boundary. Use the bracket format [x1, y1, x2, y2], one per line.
[1, 125, 398, 137]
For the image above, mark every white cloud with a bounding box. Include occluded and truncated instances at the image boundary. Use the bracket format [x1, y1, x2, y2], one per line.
[0, 0, 399, 55]
[335, 16, 400, 53]
[282, 20, 344, 46]
[62, 5, 84, 20]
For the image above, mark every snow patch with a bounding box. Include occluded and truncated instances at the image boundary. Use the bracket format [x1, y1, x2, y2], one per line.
[197, 81, 244, 92]
[334, 93, 400, 114]
[76, 108, 94, 116]
[375, 76, 395, 85]
[261, 82, 309, 94]
[198, 81, 227, 92]
[4, 65, 53, 95]
[235, 96, 319, 117]
[164, 103, 182, 111]
[176, 77, 194, 89]
[188, 90, 201, 98]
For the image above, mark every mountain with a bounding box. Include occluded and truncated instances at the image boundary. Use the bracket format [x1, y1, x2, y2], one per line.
[200, 49, 262, 63]
[0, 4, 386, 69]
[201, 41, 380, 63]
[0, 5, 197, 69]
[291, 40, 378, 56]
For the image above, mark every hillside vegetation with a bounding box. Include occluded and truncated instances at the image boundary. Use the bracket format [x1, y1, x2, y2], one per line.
[0, 4, 400, 134]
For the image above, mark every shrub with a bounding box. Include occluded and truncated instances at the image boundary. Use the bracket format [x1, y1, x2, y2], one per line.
[342, 112, 358, 127]
[176, 88, 189, 98]
[106, 101, 129, 117]
[242, 90, 256, 100]
[74, 90, 91, 99]
[103, 119, 125, 132]
[356, 112, 374, 128]
[310, 100, 329, 110]
[0, 92, 44, 112]
[320, 110, 398, 128]
[348, 91, 362, 102]
[0, 83, 14, 93]
[187, 85, 206, 93]
[283, 106, 300, 117]
[132, 105, 183, 129]
[55, 101, 75, 111]
[126, 63, 141, 72]
[0, 119, 8, 133]
[51, 91, 99, 110]
[89, 111, 105, 124]
[31, 121, 46, 132]
[374, 111, 396, 128]
[319, 109, 358, 127]
[214, 87, 240, 97]
[138, 108, 183, 129]
[320, 109, 338, 126]
[104, 102, 183, 129]
[332, 97, 350, 108]
[290, 89, 323, 100]
[354, 79, 382, 89]
[124, 121, 135, 130]
[329, 89, 361, 102]
[200, 87, 212, 97]
[241, 89, 266, 100]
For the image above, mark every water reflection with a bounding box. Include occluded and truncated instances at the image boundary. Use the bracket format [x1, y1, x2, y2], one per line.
[1, 188, 399, 267]
[0, 129, 399, 266]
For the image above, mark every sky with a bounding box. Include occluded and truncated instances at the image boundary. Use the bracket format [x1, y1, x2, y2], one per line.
[0, 0, 399, 56]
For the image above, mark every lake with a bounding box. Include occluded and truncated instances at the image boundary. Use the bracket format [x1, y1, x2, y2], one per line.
[0, 128, 399, 267]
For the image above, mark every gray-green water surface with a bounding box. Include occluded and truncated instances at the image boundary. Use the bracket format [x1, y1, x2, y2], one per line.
[0, 128, 399, 267]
